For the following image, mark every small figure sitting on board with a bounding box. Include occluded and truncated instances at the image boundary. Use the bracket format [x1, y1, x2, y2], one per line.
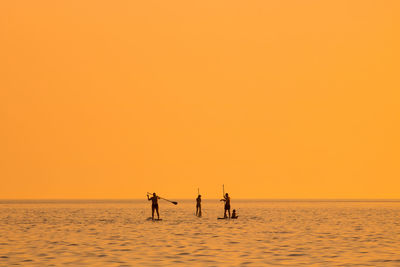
[147, 192, 160, 220]
[196, 194, 202, 217]
[231, 209, 238, 219]
[220, 193, 231, 218]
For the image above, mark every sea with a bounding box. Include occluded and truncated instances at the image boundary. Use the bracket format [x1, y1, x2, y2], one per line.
[1, 199, 400, 266]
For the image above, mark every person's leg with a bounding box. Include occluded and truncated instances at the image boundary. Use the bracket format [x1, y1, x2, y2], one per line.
[224, 208, 227, 218]
[228, 208, 231, 218]
[199, 205, 201, 216]
[156, 206, 159, 219]
[152, 206, 155, 220]
[196, 206, 198, 216]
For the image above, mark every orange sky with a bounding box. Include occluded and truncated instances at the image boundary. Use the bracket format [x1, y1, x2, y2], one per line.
[1, 1, 399, 199]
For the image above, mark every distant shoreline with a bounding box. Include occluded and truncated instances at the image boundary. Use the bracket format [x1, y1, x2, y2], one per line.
[1, 199, 400, 204]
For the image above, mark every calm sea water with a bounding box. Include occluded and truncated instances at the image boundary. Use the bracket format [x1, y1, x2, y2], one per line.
[1, 200, 400, 266]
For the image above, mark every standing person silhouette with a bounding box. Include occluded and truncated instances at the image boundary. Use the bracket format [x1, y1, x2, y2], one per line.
[196, 195, 202, 217]
[147, 192, 160, 220]
[220, 193, 231, 218]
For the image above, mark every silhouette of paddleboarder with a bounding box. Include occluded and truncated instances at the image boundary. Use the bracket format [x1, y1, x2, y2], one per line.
[147, 192, 160, 220]
[220, 193, 231, 218]
[232, 209, 238, 219]
[196, 195, 202, 217]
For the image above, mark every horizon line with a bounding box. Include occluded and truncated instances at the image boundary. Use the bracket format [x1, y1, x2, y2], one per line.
[1, 198, 400, 201]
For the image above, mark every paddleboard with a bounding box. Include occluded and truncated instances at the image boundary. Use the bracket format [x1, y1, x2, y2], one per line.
[217, 217, 238, 220]
[146, 217, 163, 221]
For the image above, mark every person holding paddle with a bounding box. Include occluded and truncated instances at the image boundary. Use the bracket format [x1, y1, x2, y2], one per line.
[147, 192, 160, 220]
[220, 193, 231, 218]
[196, 194, 202, 217]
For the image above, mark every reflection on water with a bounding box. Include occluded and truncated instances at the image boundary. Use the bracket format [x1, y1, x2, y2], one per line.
[1, 200, 400, 266]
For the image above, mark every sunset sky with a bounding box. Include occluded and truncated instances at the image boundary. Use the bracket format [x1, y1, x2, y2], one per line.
[1, 1, 399, 199]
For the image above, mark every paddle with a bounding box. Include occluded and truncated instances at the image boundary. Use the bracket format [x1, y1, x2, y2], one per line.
[147, 192, 178, 205]
[222, 184, 226, 218]
[160, 197, 178, 205]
